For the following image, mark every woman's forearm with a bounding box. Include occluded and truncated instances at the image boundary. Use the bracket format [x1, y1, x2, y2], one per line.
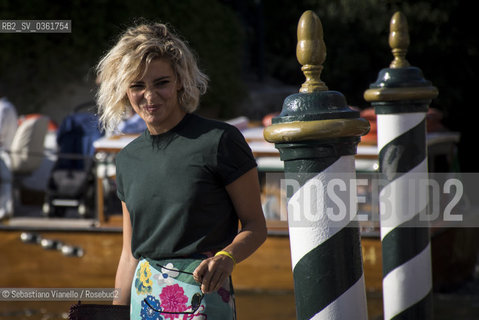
[193, 168, 267, 293]
[113, 250, 138, 305]
[222, 219, 267, 264]
[114, 202, 138, 305]
[193, 220, 266, 293]
[222, 168, 268, 264]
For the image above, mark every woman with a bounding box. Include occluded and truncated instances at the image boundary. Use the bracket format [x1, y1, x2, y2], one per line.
[96, 23, 267, 319]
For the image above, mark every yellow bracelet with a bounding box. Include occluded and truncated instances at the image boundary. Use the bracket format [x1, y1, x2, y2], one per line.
[215, 250, 236, 265]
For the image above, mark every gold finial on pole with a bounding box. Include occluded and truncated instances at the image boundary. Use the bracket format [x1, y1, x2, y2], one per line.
[389, 11, 410, 68]
[297, 10, 328, 92]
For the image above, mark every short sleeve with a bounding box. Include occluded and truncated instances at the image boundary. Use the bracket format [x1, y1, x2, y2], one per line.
[216, 126, 257, 186]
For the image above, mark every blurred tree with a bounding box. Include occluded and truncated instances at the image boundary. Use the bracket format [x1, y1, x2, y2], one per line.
[257, 0, 475, 113]
[1, 0, 476, 169]
[230, 0, 476, 170]
[0, 0, 245, 118]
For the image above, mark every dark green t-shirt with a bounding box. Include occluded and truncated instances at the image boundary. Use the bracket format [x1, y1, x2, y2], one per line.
[115, 113, 257, 260]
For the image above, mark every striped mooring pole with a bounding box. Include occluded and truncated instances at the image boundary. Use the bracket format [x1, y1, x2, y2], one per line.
[364, 12, 438, 319]
[264, 11, 369, 320]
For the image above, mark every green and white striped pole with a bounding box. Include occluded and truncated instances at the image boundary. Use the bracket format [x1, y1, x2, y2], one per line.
[364, 12, 438, 320]
[264, 11, 369, 320]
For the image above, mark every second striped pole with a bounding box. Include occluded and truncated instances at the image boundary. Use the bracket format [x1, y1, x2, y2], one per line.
[364, 12, 438, 320]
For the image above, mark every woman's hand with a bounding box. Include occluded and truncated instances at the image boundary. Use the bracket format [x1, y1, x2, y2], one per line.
[193, 254, 235, 293]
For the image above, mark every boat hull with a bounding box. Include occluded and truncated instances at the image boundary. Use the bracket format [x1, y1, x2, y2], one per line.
[1, 226, 476, 292]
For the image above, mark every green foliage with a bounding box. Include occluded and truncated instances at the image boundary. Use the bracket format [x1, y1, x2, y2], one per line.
[1, 0, 476, 126]
[259, 0, 476, 118]
[257, 0, 477, 171]
[0, 0, 245, 117]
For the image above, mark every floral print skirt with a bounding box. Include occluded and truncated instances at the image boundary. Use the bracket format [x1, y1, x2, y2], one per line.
[131, 258, 236, 320]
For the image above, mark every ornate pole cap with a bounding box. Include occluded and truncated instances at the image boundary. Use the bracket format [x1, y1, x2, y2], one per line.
[389, 11, 410, 68]
[364, 12, 438, 107]
[297, 10, 328, 92]
[264, 11, 369, 145]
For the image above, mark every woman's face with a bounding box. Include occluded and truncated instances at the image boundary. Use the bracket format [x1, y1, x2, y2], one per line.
[126, 58, 184, 135]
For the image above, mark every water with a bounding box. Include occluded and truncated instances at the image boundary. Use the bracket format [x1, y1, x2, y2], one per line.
[236, 282, 479, 320]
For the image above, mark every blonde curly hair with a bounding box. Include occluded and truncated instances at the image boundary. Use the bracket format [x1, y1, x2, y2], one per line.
[96, 23, 208, 132]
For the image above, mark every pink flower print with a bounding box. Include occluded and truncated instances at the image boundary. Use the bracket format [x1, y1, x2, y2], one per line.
[181, 307, 207, 320]
[159, 284, 188, 319]
[217, 287, 230, 303]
